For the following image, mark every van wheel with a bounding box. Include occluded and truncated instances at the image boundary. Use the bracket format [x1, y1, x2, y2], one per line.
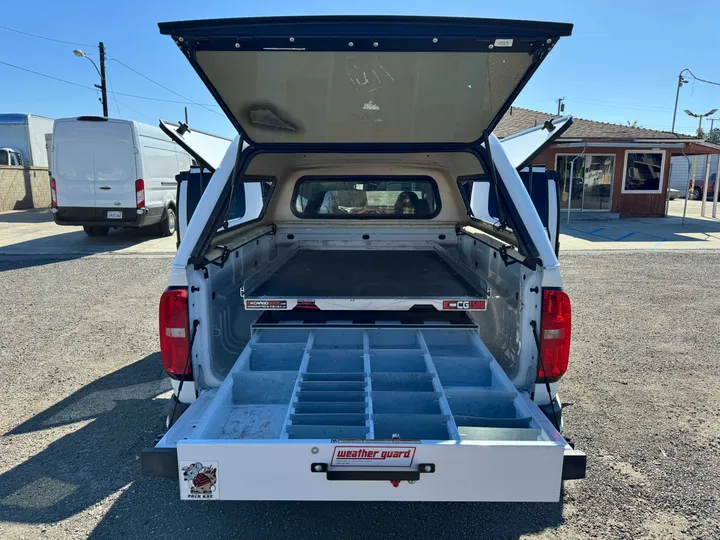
[83, 226, 96, 236]
[159, 207, 177, 237]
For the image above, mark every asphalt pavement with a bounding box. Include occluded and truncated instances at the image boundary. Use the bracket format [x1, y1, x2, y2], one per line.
[0, 250, 718, 539]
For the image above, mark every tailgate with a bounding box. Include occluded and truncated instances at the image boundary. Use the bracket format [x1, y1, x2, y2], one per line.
[144, 327, 583, 502]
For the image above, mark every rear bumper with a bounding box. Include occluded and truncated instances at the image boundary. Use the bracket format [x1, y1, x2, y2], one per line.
[141, 445, 587, 481]
[53, 206, 163, 227]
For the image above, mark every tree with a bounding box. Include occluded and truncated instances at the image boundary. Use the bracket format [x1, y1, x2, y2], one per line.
[705, 128, 720, 145]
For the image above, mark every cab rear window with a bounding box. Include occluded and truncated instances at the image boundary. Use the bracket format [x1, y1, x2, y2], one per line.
[292, 176, 440, 219]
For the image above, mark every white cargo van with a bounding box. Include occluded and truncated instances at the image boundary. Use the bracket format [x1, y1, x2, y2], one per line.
[51, 117, 216, 236]
[142, 15, 585, 503]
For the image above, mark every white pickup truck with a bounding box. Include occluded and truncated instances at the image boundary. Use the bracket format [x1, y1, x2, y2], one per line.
[142, 15, 585, 502]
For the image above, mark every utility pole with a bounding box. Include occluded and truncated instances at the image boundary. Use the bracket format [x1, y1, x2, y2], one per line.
[184, 107, 189, 125]
[672, 69, 690, 133]
[556, 97, 565, 116]
[98, 42, 108, 117]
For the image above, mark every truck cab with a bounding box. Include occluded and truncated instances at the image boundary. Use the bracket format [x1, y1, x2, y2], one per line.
[0, 148, 23, 167]
[142, 15, 585, 502]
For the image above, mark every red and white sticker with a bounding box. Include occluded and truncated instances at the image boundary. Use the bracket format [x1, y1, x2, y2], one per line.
[246, 300, 287, 310]
[331, 446, 416, 467]
[180, 460, 219, 500]
[442, 300, 486, 311]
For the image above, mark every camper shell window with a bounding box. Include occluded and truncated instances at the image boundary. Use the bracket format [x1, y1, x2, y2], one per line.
[292, 176, 440, 219]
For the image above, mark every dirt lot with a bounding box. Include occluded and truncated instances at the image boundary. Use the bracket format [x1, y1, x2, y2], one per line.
[0, 251, 718, 539]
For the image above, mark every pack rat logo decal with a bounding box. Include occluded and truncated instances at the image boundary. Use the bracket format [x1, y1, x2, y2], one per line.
[181, 461, 219, 499]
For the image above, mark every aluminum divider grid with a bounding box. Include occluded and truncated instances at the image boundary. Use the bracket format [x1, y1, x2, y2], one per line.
[416, 330, 461, 442]
[279, 330, 314, 439]
[363, 330, 375, 439]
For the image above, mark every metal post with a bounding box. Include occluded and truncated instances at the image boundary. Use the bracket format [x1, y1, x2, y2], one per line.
[98, 42, 108, 117]
[701, 155, 711, 217]
[681, 156, 691, 226]
[713, 153, 719, 219]
[665, 162, 673, 217]
[567, 159, 574, 225]
[528, 163, 533, 194]
[690, 155, 699, 198]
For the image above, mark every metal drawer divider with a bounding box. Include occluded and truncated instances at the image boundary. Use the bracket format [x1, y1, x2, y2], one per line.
[363, 329, 375, 439]
[279, 330, 314, 439]
[416, 330, 461, 442]
[280, 330, 371, 440]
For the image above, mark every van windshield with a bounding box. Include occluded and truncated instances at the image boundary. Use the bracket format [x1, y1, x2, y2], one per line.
[293, 176, 439, 218]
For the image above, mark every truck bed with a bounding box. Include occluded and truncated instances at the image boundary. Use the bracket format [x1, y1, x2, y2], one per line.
[242, 247, 488, 311]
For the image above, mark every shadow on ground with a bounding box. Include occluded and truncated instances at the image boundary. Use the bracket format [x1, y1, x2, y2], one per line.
[0, 208, 55, 223]
[89, 494, 565, 540]
[0, 354, 564, 539]
[0, 225, 172, 271]
[0, 353, 170, 524]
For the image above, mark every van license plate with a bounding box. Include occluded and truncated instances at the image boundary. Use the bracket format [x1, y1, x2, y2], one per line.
[107, 211, 122, 219]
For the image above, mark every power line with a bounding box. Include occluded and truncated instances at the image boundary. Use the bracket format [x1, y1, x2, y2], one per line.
[113, 98, 155, 122]
[686, 69, 720, 88]
[0, 58, 222, 107]
[107, 67, 122, 118]
[565, 97, 672, 113]
[0, 24, 96, 48]
[0, 58, 95, 90]
[108, 89, 213, 105]
[108, 56, 222, 115]
[0, 24, 221, 115]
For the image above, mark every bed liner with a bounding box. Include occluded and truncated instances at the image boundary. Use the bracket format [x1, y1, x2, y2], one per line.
[241, 246, 489, 312]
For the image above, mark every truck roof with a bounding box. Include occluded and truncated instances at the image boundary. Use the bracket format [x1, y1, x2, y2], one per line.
[0, 113, 55, 124]
[54, 116, 166, 140]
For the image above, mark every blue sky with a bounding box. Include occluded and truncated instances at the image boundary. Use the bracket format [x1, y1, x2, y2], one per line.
[2, 0, 719, 139]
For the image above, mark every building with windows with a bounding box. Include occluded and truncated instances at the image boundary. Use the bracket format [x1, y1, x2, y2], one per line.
[496, 108, 720, 217]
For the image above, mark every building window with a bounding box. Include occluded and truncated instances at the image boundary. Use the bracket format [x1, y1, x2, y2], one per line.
[622, 151, 666, 194]
[555, 154, 615, 211]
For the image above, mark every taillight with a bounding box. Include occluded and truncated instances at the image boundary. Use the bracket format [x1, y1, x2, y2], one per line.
[159, 288, 191, 380]
[135, 179, 145, 208]
[537, 289, 571, 383]
[50, 177, 57, 207]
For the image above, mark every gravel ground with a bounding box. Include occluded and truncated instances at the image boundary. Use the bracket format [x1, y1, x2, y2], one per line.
[0, 251, 718, 539]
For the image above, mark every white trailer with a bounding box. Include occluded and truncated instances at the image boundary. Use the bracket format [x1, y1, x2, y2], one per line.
[0, 113, 54, 167]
